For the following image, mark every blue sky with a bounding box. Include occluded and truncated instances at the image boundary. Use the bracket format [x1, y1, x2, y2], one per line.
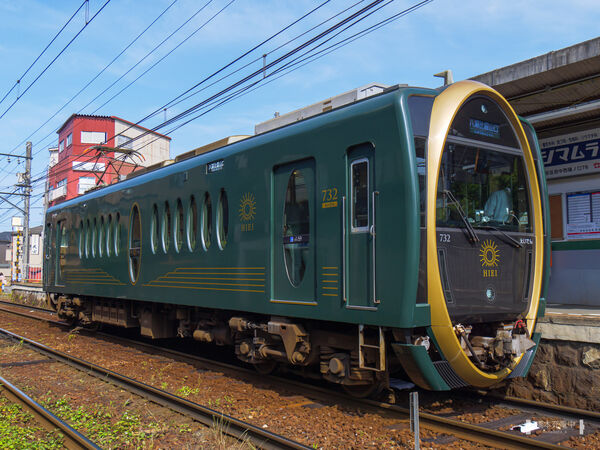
[0, 0, 599, 228]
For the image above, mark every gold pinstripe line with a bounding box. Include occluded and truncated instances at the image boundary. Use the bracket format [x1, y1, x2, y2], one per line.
[150, 280, 264, 287]
[158, 276, 266, 281]
[142, 284, 264, 293]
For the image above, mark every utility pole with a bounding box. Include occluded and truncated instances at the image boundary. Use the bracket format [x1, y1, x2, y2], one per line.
[22, 142, 32, 283]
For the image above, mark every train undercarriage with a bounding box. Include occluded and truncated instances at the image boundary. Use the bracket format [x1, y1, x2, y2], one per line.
[49, 293, 390, 395]
[49, 293, 536, 394]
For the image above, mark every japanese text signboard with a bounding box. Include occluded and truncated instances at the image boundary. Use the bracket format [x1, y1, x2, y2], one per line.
[538, 129, 600, 179]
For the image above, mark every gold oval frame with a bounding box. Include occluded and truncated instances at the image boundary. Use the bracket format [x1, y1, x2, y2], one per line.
[427, 80, 544, 387]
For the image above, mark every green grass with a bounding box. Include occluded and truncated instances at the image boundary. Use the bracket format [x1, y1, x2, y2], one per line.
[0, 394, 64, 449]
[40, 395, 155, 448]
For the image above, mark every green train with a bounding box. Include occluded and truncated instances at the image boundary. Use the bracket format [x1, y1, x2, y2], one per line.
[44, 80, 550, 394]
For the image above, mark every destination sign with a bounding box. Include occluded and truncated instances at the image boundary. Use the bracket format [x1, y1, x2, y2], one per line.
[469, 119, 500, 139]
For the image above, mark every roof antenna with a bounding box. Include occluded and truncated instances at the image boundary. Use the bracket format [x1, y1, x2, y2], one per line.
[434, 70, 454, 86]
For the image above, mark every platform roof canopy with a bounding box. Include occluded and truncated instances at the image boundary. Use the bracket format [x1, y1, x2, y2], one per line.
[471, 37, 600, 136]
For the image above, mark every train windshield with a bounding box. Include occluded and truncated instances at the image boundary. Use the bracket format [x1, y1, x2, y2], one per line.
[436, 142, 532, 233]
[436, 95, 533, 233]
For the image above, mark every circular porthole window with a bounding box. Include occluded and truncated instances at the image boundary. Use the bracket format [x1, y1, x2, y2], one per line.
[187, 196, 197, 251]
[217, 189, 228, 250]
[201, 192, 212, 251]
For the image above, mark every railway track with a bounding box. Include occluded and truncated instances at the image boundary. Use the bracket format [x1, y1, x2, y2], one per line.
[0, 300, 597, 448]
[0, 373, 99, 449]
[0, 309, 309, 450]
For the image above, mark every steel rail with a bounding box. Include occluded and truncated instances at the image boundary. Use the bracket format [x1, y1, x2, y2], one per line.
[471, 389, 600, 421]
[0, 327, 308, 450]
[0, 374, 99, 449]
[0, 302, 583, 448]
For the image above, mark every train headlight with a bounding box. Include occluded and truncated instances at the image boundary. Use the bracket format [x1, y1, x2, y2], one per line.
[485, 286, 496, 302]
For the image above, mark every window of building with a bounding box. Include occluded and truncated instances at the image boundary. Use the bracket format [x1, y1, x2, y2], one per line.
[201, 193, 212, 251]
[564, 190, 600, 240]
[116, 135, 133, 149]
[59, 140, 65, 153]
[217, 189, 228, 250]
[78, 176, 96, 195]
[81, 131, 106, 144]
[57, 178, 67, 187]
[187, 196, 197, 251]
[66, 133, 73, 147]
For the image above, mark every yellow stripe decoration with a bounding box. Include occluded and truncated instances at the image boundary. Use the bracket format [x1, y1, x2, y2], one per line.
[64, 268, 125, 286]
[144, 266, 266, 293]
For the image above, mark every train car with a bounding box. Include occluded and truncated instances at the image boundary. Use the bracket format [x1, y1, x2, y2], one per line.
[43, 80, 549, 394]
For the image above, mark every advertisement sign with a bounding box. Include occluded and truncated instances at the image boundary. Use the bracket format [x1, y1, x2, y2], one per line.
[538, 129, 600, 179]
[566, 191, 600, 239]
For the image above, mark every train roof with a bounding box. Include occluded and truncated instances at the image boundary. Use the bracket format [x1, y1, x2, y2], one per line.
[46, 83, 435, 216]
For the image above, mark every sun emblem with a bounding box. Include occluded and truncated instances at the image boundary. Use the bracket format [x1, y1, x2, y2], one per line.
[239, 192, 256, 222]
[479, 240, 500, 268]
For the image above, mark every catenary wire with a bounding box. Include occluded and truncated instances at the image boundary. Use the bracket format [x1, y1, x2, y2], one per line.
[0, 0, 88, 108]
[0, 0, 113, 121]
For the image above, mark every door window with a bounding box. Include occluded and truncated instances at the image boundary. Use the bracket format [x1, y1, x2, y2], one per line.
[283, 170, 310, 286]
[351, 159, 369, 231]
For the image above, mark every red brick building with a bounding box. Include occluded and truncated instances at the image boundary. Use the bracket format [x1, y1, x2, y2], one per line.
[47, 114, 171, 207]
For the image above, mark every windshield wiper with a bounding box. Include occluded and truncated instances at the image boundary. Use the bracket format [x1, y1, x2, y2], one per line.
[443, 190, 479, 244]
[477, 225, 522, 248]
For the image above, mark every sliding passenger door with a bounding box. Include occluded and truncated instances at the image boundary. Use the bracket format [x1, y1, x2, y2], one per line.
[271, 160, 316, 304]
[346, 144, 378, 310]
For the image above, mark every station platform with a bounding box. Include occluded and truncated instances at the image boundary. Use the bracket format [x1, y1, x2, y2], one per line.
[540, 304, 600, 344]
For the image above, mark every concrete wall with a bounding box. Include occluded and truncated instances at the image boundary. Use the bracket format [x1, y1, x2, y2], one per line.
[494, 315, 600, 410]
[114, 120, 170, 167]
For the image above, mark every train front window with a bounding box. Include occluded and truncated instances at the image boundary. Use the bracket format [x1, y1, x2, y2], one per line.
[436, 142, 532, 233]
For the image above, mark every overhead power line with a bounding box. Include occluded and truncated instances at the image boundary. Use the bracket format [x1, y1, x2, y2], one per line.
[6, 0, 179, 160]
[0, 0, 89, 108]
[0, 0, 113, 121]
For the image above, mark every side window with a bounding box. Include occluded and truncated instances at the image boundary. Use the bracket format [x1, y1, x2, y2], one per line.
[351, 159, 369, 231]
[201, 193, 212, 250]
[92, 218, 97, 257]
[187, 196, 197, 251]
[217, 189, 229, 250]
[99, 216, 104, 257]
[106, 215, 112, 257]
[114, 213, 121, 256]
[162, 201, 171, 253]
[175, 198, 184, 252]
[151, 204, 159, 253]
[85, 219, 90, 258]
[129, 205, 141, 283]
[283, 169, 309, 286]
[78, 220, 84, 258]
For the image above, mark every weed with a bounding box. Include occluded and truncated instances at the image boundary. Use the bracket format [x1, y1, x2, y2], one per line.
[176, 385, 199, 398]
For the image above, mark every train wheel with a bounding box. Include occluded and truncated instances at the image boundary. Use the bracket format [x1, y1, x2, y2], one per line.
[254, 360, 277, 375]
